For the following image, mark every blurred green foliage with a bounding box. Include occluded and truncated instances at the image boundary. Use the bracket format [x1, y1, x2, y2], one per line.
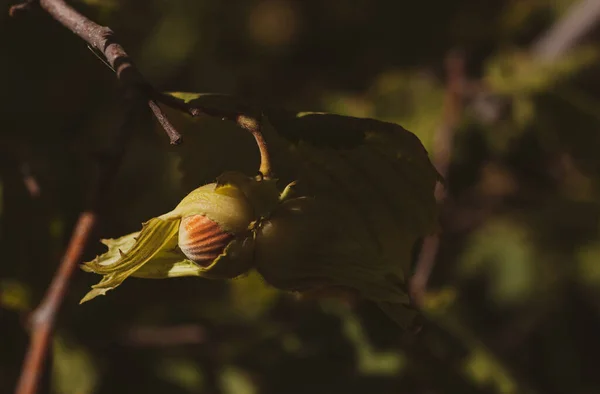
[2, 0, 600, 393]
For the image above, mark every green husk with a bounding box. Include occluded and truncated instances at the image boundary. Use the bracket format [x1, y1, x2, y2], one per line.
[80, 217, 181, 303]
[80, 172, 279, 303]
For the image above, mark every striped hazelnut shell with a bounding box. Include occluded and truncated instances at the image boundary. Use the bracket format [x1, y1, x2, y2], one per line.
[178, 214, 234, 266]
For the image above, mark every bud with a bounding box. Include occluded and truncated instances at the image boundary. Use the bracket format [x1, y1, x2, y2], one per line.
[80, 171, 281, 303]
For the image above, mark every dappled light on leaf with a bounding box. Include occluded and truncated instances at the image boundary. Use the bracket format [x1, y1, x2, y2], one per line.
[0, 279, 32, 312]
[459, 219, 540, 306]
[229, 271, 280, 321]
[155, 357, 205, 393]
[323, 301, 407, 376]
[51, 334, 99, 394]
[485, 47, 598, 96]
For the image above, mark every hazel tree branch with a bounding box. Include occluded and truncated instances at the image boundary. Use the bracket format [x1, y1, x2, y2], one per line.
[9, 0, 183, 144]
[531, 0, 600, 63]
[13, 91, 141, 394]
[410, 0, 600, 305]
[409, 51, 466, 307]
[15, 212, 96, 394]
[9, 0, 274, 176]
[7, 2, 276, 391]
[470, 0, 600, 124]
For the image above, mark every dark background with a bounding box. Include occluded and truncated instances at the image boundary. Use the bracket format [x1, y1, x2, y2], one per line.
[2, 1, 600, 393]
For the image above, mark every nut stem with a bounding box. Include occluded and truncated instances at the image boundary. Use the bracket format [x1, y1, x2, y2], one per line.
[236, 114, 273, 179]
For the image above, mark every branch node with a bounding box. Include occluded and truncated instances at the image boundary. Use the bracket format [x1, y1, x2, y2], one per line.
[148, 100, 183, 145]
[99, 26, 114, 39]
[8, 0, 37, 17]
[190, 108, 203, 117]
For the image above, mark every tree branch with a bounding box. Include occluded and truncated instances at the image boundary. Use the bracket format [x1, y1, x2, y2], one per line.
[20, 162, 41, 198]
[120, 324, 207, 347]
[13, 91, 140, 394]
[14, 212, 96, 394]
[531, 0, 600, 63]
[9, 0, 182, 144]
[410, 51, 466, 306]
[410, 0, 600, 305]
[7, 2, 275, 390]
[8, 0, 35, 17]
[470, 0, 600, 123]
[9, 0, 275, 175]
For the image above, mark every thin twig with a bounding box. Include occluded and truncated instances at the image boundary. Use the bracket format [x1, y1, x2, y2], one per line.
[8, 0, 34, 17]
[13, 93, 139, 394]
[120, 324, 207, 347]
[15, 212, 96, 394]
[148, 99, 182, 145]
[9, 0, 182, 145]
[9, 0, 275, 172]
[20, 163, 41, 198]
[160, 93, 272, 177]
[410, 51, 466, 306]
[410, 0, 600, 303]
[531, 0, 600, 63]
[471, 0, 600, 123]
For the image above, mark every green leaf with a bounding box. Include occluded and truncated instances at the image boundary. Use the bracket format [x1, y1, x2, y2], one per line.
[155, 357, 205, 392]
[148, 94, 441, 326]
[322, 301, 407, 375]
[421, 288, 525, 394]
[80, 171, 275, 302]
[0, 278, 32, 312]
[228, 270, 280, 320]
[80, 217, 181, 303]
[168, 95, 440, 243]
[166, 102, 440, 327]
[219, 366, 257, 394]
[458, 218, 538, 305]
[51, 333, 99, 394]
